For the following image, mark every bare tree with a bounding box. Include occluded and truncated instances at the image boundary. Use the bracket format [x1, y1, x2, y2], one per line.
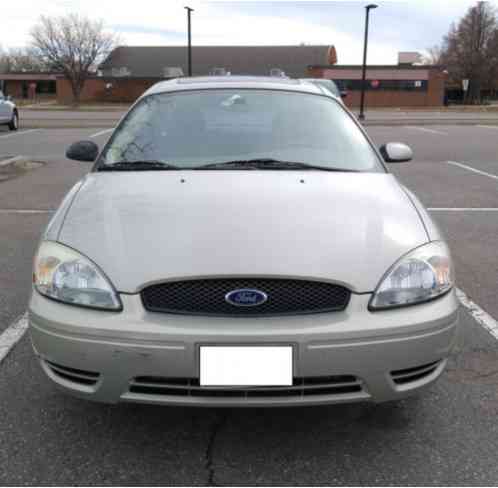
[482, 26, 498, 97]
[0, 46, 7, 74]
[441, 2, 497, 103]
[30, 14, 118, 105]
[421, 45, 444, 65]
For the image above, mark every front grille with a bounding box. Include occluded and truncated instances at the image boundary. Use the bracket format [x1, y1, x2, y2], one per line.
[44, 360, 100, 386]
[390, 360, 441, 385]
[141, 278, 350, 316]
[128, 375, 364, 399]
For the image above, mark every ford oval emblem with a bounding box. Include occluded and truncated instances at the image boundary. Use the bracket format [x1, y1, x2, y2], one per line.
[225, 289, 268, 307]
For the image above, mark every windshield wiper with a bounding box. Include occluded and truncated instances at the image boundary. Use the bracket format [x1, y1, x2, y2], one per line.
[98, 161, 181, 171]
[99, 159, 360, 172]
[193, 158, 359, 172]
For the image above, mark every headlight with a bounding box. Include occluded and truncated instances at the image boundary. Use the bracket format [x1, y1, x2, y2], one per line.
[369, 241, 453, 311]
[33, 241, 122, 311]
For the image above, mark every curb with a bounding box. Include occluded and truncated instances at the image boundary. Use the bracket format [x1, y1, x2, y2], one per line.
[18, 119, 498, 129]
[362, 119, 498, 127]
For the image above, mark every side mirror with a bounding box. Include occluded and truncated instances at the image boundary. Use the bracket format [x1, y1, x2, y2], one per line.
[379, 142, 413, 163]
[6, 95, 12, 102]
[66, 140, 99, 162]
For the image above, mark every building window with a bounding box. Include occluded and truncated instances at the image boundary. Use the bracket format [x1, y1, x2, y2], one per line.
[337, 80, 428, 91]
[36, 81, 56, 94]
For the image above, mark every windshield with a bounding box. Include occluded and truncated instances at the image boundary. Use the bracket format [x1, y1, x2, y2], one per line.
[98, 89, 383, 172]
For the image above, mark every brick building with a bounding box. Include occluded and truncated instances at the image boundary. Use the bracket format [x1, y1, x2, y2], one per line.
[0, 72, 57, 100]
[55, 76, 164, 104]
[307, 64, 447, 108]
[55, 44, 334, 104]
[0, 46, 447, 107]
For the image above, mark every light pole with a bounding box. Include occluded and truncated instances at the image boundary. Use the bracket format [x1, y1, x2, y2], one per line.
[185, 6, 194, 76]
[359, 4, 378, 121]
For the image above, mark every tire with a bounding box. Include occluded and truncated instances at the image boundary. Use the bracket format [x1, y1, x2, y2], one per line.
[8, 111, 18, 131]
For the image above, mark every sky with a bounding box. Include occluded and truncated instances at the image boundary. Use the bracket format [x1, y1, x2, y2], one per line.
[1, 0, 497, 65]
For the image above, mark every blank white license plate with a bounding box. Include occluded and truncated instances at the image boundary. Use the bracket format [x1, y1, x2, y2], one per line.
[200, 346, 293, 386]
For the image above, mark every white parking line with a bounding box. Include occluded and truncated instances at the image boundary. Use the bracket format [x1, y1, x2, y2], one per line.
[457, 289, 498, 340]
[0, 209, 53, 214]
[405, 126, 448, 136]
[90, 128, 114, 138]
[428, 208, 498, 212]
[0, 313, 28, 365]
[0, 129, 41, 139]
[0, 155, 24, 167]
[447, 161, 498, 181]
[476, 125, 498, 130]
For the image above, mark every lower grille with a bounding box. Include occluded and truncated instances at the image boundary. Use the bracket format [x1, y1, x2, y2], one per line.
[391, 360, 441, 385]
[44, 360, 100, 386]
[141, 278, 351, 316]
[129, 375, 364, 399]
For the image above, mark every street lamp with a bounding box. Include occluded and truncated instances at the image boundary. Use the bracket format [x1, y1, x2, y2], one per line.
[185, 6, 194, 76]
[358, 4, 378, 121]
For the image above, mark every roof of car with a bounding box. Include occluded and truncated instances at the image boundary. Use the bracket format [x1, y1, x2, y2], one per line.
[302, 78, 338, 84]
[299, 78, 342, 98]
[142, 76, 327, 98]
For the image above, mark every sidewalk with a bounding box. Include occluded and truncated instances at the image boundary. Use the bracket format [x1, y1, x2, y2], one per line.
[355, 105, 498, 113]
[20, 102, 130, 112]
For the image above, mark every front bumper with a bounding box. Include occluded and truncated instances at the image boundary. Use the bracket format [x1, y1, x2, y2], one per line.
[29, 290, 460, 407]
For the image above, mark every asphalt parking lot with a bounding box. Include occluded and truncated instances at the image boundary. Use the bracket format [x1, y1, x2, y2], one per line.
[1, 123, 498, 485]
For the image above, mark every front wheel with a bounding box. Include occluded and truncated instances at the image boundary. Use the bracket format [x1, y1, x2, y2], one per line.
[8, 112, 18, 131]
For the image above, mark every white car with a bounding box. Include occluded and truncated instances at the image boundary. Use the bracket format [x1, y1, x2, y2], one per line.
[301, 78, 348, 104]
[0, 90, 19, 130]
[29, 77, 459, 407]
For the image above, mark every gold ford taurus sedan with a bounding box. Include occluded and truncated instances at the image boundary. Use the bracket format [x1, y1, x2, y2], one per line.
[29, 77, 459, 406]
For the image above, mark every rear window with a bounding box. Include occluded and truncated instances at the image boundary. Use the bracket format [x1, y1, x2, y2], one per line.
[99, 89, 383, 172]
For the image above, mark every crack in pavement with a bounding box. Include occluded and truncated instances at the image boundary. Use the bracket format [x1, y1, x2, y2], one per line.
[205, 412, 229, 486]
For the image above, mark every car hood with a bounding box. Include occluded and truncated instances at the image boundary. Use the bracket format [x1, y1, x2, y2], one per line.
[58, 171, 428, 293]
